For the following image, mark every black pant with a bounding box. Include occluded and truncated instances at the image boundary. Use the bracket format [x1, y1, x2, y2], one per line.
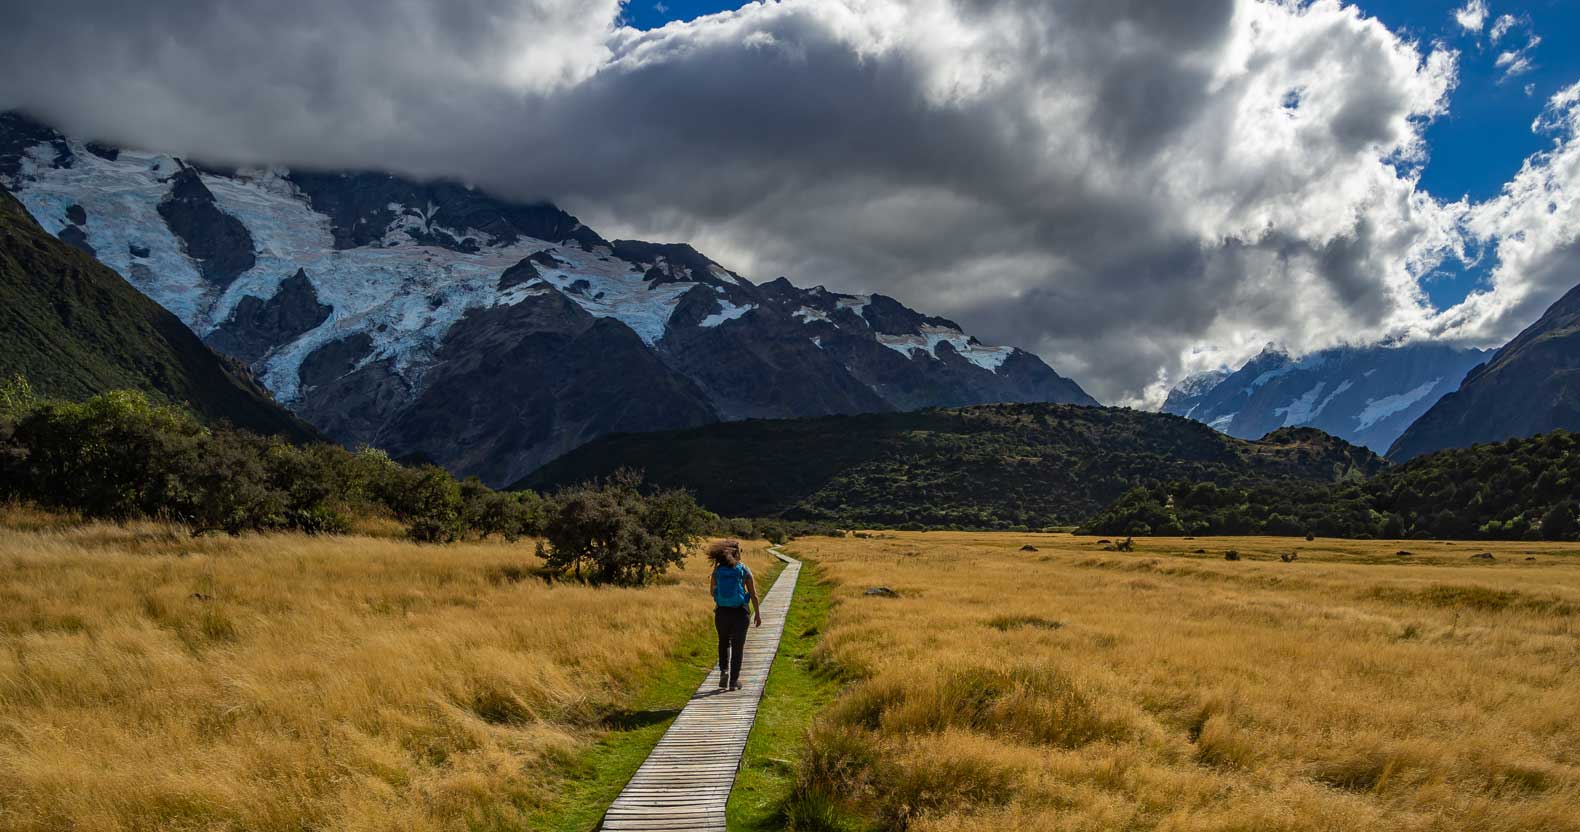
[715, 606, 750, 685]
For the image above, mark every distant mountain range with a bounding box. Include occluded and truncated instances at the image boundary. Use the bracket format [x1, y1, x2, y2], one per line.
[0, 112, 1094, 486]
[0, 183, 311, 439]
[1389, 284, 1580, 461]
[523, 403, 1384, 527]
[1163, 342, 1489, 453]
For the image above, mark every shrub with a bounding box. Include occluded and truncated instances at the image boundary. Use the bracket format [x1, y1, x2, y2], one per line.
[398, 466, 464, 543]
[0, 384, 557, 543]
[8, 389, 205, 521]
[537, 470, 710, 585]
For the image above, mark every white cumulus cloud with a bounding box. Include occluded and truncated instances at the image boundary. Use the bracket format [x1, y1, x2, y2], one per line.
[1454, 0, 1489, 32]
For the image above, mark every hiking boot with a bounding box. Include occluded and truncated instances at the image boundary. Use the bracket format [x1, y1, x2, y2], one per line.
[717, 676, 730, 690]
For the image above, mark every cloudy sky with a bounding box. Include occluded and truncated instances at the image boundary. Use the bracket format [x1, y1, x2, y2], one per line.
[2, 0, 1577, 406]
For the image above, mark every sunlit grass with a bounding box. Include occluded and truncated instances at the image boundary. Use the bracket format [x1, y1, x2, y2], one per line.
[0, 512, 773, 832]
[786, 532, 1580, 831]
[729, 559, 841, 831]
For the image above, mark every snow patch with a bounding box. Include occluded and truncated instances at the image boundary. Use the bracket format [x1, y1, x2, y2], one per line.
[13, 145, 210, 323]
[835, 294, 871, 321]
[1274, 382, 1326, 426]
[1208, 413, 1237, 431]
[793, 306, 830, 324]
[1355, 378, 1443, 430]
[875, 325, 1013, 372]
[1313, 379, 1353, 420]
[699, 300, 755, 328]
[1250, 365, 1293, 388]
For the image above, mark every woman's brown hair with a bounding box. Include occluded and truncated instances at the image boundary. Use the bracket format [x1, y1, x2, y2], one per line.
[706, 539, 741, 567]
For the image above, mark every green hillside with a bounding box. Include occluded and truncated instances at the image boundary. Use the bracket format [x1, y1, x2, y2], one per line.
[0, 186, 312, 439]
[519, 403, 1383, 528]
[1085, 428, 1580, 540]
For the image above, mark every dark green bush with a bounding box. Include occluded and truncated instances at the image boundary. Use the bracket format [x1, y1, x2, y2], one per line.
[0, 385, 546, 543]
[537, 469, 710, 585]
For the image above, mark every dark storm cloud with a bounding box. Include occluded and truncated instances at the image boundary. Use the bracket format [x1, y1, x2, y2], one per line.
[2, 0, 1571, 404]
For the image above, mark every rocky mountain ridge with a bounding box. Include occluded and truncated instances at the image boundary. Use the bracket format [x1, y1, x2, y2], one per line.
[0, 183, 312, 439]
[1163, 342, 1488, 453]
[1, 112, 1094, 485]
[1388, 282, 1580, 461]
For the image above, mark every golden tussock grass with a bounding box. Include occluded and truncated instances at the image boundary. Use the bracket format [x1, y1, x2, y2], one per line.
[0, 513, 772, 832]
[789, 533, 1580, 832]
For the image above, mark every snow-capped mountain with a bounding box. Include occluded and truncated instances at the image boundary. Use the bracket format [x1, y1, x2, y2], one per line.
[1159, 367, 1231, 419]
[1161, 343, 1489, 453]
[1, 112, 1095, 486]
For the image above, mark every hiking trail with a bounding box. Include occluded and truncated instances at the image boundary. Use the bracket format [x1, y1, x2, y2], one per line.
[596, 546, 801, 831]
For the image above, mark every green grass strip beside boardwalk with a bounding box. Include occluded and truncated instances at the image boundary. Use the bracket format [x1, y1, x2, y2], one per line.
[727, 558, 842, 831]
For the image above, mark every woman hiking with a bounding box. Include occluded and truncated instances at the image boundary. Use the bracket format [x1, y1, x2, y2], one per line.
[708, 540, 761, 691]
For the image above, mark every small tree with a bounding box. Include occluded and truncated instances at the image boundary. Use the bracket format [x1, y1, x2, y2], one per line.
[400, 466, 464, 543]
[264, 442, 351, 534]
[177, 429, 285, 535]
[13, 390, 204, 521]
[0, 375, 37, 421]
[457, 479, 548, 542]
[538, 471, 708, 585]
[758, 521, 790, 545]
[1540, 500, 1578, 541]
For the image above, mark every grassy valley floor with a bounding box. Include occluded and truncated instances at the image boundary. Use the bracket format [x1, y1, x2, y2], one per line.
[0, 513, 776, 832]
[6, 521, 1579, 832]
[780, 532, 1580, 832]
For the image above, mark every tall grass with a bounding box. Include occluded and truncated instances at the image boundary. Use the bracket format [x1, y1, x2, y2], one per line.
[790, 533, 1580, 831]
[0, 513, 771, 831]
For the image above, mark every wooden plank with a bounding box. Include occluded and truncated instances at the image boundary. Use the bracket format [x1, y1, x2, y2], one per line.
[597, 548, 801, 831]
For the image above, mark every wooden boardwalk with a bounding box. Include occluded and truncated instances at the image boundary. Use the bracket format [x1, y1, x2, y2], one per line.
[597, 547, 801, 832]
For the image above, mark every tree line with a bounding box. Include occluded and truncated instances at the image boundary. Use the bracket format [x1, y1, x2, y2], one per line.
[0, 379, 749, 584]
[1080, 429, 1580, 541]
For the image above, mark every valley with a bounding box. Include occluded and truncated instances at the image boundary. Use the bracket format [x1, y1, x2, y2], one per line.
[783, 531, 1580, 832]
[0, 511, 781, 832]
[1, 112, 1093, 487]
[3, 519, 1577, 832]
[6, 4, 1580, 832]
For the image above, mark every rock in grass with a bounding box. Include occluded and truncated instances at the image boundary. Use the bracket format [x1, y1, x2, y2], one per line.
[1020, 544, 1039, 552]
[1224, 550, 1241, 561]
[1471, 552, 1496, 561]
[864, 586, 900, 598]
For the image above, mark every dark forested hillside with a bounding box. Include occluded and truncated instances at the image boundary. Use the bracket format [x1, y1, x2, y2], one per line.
[1083, 429, 1580, 540]
[1389, 283, 1580, 461]
[520, 404, 1383, 528]
[0, 186, 312, 439]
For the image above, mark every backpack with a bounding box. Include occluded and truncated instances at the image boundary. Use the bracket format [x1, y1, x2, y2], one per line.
[713, 563, 749, 608]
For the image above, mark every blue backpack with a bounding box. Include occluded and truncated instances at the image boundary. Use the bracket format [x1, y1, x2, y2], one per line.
[714, 563, 749, 608]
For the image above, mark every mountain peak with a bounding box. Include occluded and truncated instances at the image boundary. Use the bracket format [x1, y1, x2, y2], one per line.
[1163, 341, 1488, 453]
[1, 113, 1097, 485]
